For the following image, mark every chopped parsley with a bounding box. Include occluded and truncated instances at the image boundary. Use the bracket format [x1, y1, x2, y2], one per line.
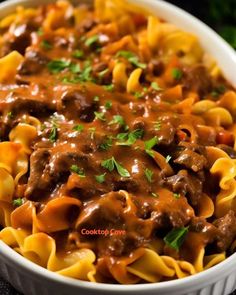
[69, 63, 81, 74]
[101, 157, 130, 177]
[172, 68, 183, 80]
[109, 115, 128, 130]
[93, 96, 100, 102]
[99, 69, 109, 77]
[70, 165, 85, 177]
[72, 49, 84, 59]
[7, 111, 13, 119]
[105, 101, 112, 110]
[133, 91, 142, 99]
[12, 198, 23, 207]
[95, 173, 106, 183]
[73, 124, 84, 133]
[211, 85, 226, 98]
[49, 124, 58, 142]
[85, 35, 99, 47]
[166, 155, 172, 163]
[89, 127, 96, 139]
[151, 82, 162, 91]
[116, 129, 144, 146]
[173, 193, 181, 199]
[40, 40, 53, 50]
[47, 59, 71, 74]
[94, 111, 106, 121]
[99, 137, 113, 151]
[164, 227, 189, 251]
[37, 27, 44, 36]
[103, 84, 114, 92]
[145, 136, 159, 158]
[151, 192, 159, 198]
[144, 168, 153, 183]
[116, 50, 146, 69]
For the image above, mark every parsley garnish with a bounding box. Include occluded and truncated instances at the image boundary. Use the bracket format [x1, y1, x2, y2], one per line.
[109, 115, 128, 130]
[85, 35, 99, 47]
[40, 40, 53, 50]
[12, 198, 23, 207]
[144, 168, 153, 183]
[166, 155, 172, 163]
[164, 227, 189, 251]
[101, 157, 130, 177]
[105, 101, 112, 110]
[94, 96, 100, 102]
[70, 165, 85, 177]
[133, 91, 142, 98]
[116, 129, 144, 146]
[47, 60, 71, 74]
[151, 82, 162, 91]
[145, 136, 159, 158]
[211, 85, 226, 98]
[172, 68, 183, 80]
[99, 69, 109, 77]
[73, 124, 84, 133]
[7, 111, 13, 119]
[99, 137, 113, 151]
[89, 127, 96, 139]
[49, 124, 58, 142]
[116, 50, 146, 69]
[151, 192, 159, 198]
[37, 27, 43, 36]
[72, 49, 84, 59]
[173, 193, 181, 199]
[94, 111, 106, 121]
[95, 173, 106, 183]
[103, 84, 114, 92]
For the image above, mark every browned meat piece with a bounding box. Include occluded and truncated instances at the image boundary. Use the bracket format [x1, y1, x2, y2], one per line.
[214, 210, 236, 252]
[174, 149, 207, 172]
[163, 170, 203, 206]
[190, 216, 218, 244]
[25, 149, 51, 200]
[18, 50, 49, 75]
[77, 18, 97, 34]
[183, 65, 212, 96]
[60, 90, 98, 121]
[147, 59, 164, 76]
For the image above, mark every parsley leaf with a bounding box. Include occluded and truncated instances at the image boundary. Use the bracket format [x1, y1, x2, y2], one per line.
[109, 115, 128, 130]
[164, 227, 189, 251]
[154, 120, 162, 131]
[172, 68, 183, 80]
[12, 198, 23, 207]
[89, 127, 96, 139]
[144, 168, 153, 183]
[72, 49, 84, 59]
[95, 173, 106, 183]
[116, 129, 144, 146]
[173, 193, 181, 199]
[94, 96, 100, 102]
[151, 82, 162, 91]
[47, 60, 71, 74]
[166, 155, 172, 163]
[41, 40, 53, 50]
[94, 111, 106, 121]
[103, 84, 114, 92]
[99, 137, 113, 151]
[101, 157, 130, 177]
[145, 136, 159, 150]
[73, 124, 84, 133]
[105, 101, 112, 110]
[70, 165, 85, 177]
[85, 35, 99, 47]
[116, 50, 146, 69]
[49, 124, 58, 142]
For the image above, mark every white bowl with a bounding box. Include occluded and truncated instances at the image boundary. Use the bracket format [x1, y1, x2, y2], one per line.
[0, 0, 236, 295]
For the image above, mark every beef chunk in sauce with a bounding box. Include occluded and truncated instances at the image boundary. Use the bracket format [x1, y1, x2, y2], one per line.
[17, 50, 49, 75]
[183, 65, 212, 96]
[60, 90, 98, 122]
[163, 170, 203, 206]
[214, 210, 236, 252]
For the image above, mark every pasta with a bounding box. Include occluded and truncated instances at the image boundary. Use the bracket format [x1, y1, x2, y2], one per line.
[0, 0, 236, 285]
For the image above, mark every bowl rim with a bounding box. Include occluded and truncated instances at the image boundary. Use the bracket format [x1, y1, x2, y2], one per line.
[0, 0, 236, 293]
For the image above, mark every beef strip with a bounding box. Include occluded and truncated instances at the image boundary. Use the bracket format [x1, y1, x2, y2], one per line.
[183, 65, 212, 96]
[163, 169, 203, 206]
[60, 90, 98, 122]
[17, 50, 49, 75]
[213, 210, 236, 252]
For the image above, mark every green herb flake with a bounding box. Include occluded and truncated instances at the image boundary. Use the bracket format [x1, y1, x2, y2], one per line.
[88, 127, 96, 140]
[99, 137, 113, 151]
[49, 125, 58, 142]
[7, 111, 13, 119]
[47, 60, 71, 74]
[37, 27, 44, 36]
[73, 124, 84, 133]
[94, 111, 106, 121]
[40, 40, 53, 50]
[133, 91, 142, 99]
[95, 173, 106, 183]
[70, 63, 81, 74]
[103, 84, 114, 92]
[166, 155, 172, 163]
[93, 96, 100, 102]
[99, 68, 109, 77]
[211, 85, 226, 98]
[109, 115, 128, 130]
[116, 129, 144, 146]
[116, 50, 146, 69]
[85, 35, 99, 47]
[70, 165, 85, 177]
[144, 168, 154, 183]
[12, 198, 23, 207]
[172, 68, 183, 80]
[151, 192, 159, 198]
[173, 193, 181, 199]
[72, 49, 84, 59]
[105, 101, 112, 110]
[164, 227, 189, 251]
[151, 82, 162, 91]
[101, 157, 130, 177]
[145, 136, 159, 150]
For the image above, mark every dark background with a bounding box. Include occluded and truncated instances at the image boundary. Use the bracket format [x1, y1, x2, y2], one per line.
[0, 0, 235, 294]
